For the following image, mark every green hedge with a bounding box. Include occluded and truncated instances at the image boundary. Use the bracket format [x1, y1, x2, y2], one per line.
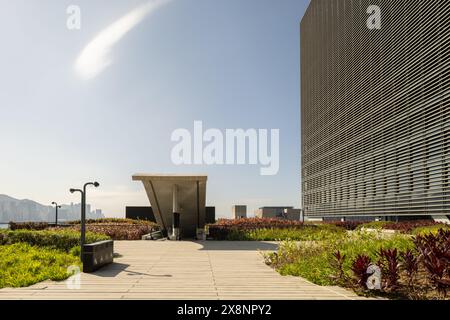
[213, 224, 346, 241]
[0, 229, 110, 252]
[9, 221, 49, 230]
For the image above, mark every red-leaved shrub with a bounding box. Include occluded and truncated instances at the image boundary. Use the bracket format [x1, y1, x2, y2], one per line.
[414, 229, 450, 298]
[351, 254, 372, 289]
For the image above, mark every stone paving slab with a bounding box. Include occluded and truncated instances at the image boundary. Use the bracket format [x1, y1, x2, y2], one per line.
[0, 241, 368, 300]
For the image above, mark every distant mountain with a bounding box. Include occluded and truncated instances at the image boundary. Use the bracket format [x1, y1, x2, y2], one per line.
[0, 194, 104, 223]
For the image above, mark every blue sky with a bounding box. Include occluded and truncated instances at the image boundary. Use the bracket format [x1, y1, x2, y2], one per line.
[0, 0, 309, 217]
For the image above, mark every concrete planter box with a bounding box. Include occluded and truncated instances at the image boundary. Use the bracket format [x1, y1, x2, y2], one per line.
[82, 240, 114, 273]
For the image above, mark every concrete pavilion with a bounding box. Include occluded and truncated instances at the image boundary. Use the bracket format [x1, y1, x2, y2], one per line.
[132, 174, 207, 239]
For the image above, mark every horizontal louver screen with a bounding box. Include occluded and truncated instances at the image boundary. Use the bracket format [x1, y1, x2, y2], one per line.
[301, 0, 449, 217]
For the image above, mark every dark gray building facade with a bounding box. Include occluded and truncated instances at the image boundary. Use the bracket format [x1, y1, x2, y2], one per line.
[301, 0, 449, 219]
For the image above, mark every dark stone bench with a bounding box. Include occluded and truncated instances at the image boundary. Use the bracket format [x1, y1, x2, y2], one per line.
[82, 240, 114, 273]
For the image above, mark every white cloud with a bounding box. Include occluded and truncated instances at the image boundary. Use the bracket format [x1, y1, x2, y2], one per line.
[75, 0, 171, 80]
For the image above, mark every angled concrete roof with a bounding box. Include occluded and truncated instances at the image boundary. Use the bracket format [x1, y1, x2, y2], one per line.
[132, 173, 207, 182]
[132, 174, 208, 237]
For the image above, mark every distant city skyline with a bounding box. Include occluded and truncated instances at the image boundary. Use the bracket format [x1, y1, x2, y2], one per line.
[0, 194, 104, 223]
[0, 0, 310, 218]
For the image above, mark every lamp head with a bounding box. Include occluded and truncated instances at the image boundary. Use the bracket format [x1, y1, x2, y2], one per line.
[93, 182, 100, 187]
[69, 188, 76, 194]
[52, 201, 56, 205]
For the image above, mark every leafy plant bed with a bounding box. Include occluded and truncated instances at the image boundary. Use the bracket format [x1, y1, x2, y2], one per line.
[207, 218, 448, 240]
[0, 243, 80, 288]
[60, 223, 157, 240]
[357, 220, 447, 233]
[319, 221, 366, 230]
[222, 225, 346, 241]
[210, 218, 304, 229]
[0, 229, 109, 252]
[411, 224, 450, 235]
[207, 218, 326, 240]
[9, 221, 50, 231]
[68, 218, 156, 226]
[7, 218, 159, 240]
[264, 228, 450, 299]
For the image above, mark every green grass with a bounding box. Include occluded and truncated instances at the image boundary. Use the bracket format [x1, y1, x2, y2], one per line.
[277, 243, 335, 285]
[0, 228, 109, 289]
[225, 224, 346, 241]
[0, 243, 80, 288]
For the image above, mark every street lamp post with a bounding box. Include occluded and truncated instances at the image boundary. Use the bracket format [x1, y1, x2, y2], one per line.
[70, 181, 99, 264]
[51, 202, 61, 226]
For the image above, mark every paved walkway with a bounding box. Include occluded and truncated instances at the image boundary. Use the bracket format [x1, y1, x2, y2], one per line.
[1, 241, 365, 300]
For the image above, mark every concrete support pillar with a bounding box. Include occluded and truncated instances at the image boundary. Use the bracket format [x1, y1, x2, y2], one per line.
[172, 184, 181, 240]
